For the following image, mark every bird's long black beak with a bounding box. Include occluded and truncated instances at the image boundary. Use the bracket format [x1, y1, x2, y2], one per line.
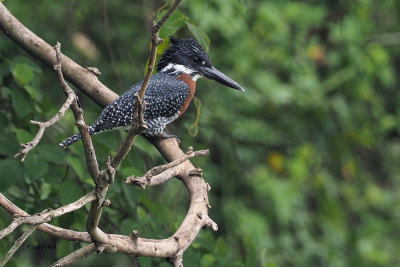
[201, 66, 245, 91]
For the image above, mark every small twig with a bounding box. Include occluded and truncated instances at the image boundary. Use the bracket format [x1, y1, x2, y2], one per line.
[152, 0, 182, 36]
[111, 0, 183, 170]
[50, 243, 96, 267]
[139, 0, 182, 100]
[0, 191, 96, 240]
[150, 147, 208, 175]
[13, 90, 75, 162]
[110, 94, 147, 170]
[0, 225, 39, 267]
[126, 147, 209, 187]
[0, 193, 91, 242]
[204, 216, 218, 232]
[54, 42, 100, 181]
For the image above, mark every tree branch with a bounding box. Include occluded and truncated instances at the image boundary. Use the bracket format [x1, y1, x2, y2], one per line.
[139, 0, 183, 100]
[0, 225, 39, 266]
[110, 93, 147, 170]
[0, 192, 96, 240]
[49, 244, 102, 267]
[111, 0, 183, 170]
[0, 190, 218, 257]
[126, 147, 209, 188]
[51, 244, 121, 267]
[53, 42, 100, 182]
[0, 193, 91, 242]
[13, 92, 75, 162]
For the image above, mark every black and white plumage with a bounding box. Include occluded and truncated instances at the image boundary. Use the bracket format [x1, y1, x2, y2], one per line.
[60, 37, 244, 147]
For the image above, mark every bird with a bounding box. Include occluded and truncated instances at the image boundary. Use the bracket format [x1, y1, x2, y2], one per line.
[59, 37, 245, 147]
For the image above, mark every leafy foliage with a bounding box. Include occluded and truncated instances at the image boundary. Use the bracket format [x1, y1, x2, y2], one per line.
[1, 0, 400, 266]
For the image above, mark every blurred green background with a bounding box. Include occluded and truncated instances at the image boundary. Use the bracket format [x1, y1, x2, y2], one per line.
[1, 0, 400, 266]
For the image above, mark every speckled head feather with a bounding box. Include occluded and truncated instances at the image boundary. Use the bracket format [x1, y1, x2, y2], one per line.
[157, 37, 212, 74]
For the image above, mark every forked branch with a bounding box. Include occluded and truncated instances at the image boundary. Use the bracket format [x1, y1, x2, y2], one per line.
[126, 146, 209, 188]
[0, 191, 96, 240]
[13, 87, 75, 162]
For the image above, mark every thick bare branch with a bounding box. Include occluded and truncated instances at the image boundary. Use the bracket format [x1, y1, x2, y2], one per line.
[0, 190, 217, 257]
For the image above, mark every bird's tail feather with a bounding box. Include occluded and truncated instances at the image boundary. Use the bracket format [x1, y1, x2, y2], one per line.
[59, 133, 82, 148]
[59, 127, 95, 148]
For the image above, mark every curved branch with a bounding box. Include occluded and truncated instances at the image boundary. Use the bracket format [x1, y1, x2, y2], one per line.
[0, 188, 217, 257]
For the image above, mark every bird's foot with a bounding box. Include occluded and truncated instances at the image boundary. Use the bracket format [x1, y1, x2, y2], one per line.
[159, 132, 181, 144]
[145, 132, 181, 144]
[160, 132, 179, 140]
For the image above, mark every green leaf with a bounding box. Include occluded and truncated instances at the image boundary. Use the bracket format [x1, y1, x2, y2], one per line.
[215, 237, 228, 256]
[157, 36, 171, 56]
[56, 240, 70, 259]
[40, 181, 52, 200]
[37, 144, 67, 164]
[201, 254, 216, 267]
[0, 60, 10, 82]
[24, 85, 42, 102]
[58, 179, 83, 205]
[24, 154, 49, 181]
[12, 63, 34, 85]
[159, 11, 189, 38]
[10, 89, 33, 118]
[67, 156, 86, 179]
[137, 206, 148, 224]
[122, 181, 138, 208]
[120, 218, 136, 235]
[0, 111, 8, 128]
[0, 158, 24, 190]
[186, 22, 210, 51]
[14, 128, 33, 143]
[0, 131, 19, 156]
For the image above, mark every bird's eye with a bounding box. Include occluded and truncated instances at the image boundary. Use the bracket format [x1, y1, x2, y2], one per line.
[193, 56, 200, 62]
[202, 61, 206, 65]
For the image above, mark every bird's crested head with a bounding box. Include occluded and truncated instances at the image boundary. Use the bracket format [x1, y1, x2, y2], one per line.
[157, 37, 245, 91]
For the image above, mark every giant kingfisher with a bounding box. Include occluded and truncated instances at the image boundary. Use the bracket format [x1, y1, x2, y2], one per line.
[60, 37, 245, 147]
